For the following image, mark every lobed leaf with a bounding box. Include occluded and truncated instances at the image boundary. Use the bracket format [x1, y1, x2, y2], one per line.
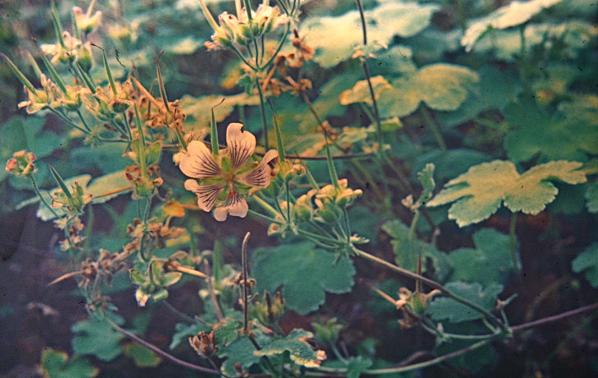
[427, 282, 503, 323]
[428, 160, 587, 227]
[572, 243, 598, 287]
[252, 242, 355, 315]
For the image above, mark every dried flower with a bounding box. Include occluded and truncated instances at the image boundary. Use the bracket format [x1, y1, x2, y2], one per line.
[179, 123, 278, 221]
[5, 150, 36, 177]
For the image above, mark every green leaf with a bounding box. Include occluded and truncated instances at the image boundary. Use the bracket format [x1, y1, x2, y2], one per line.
[123, 342, 162, 368]
[252, 242, 355, 315]
[255, 329, 325, 368]
[438, 65, 521, 127]
[447, 228, 515, 286]
[70, 144, 129, 174]
[427, 282, 503, 323]
[382, 220, 451, 282]
[572, 243, 598, 287]
[71, 317, 124, 361]
[504, 97, 598, 163]
[170, 322, 209, 350]
[302, 1, 438, 67]
[417, 163, 436, 205]
[341, 64, 479, 118]
[345, 356, 373, 378]
[40, 348, 98, 378]
[413, 149, 491, 182]
[219, 336, 261, 376]
[462, 0, 562, 51]
[427, 160, 587, 227]
[586, 181, 598, 213]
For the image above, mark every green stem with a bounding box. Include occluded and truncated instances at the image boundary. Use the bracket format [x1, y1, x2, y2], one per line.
[31, 175, 60, 218]
[353, 247, 507, 331]
[255, 77, 270, 149]
[421, 107, 447, 150]
[509, 212, 520, 271]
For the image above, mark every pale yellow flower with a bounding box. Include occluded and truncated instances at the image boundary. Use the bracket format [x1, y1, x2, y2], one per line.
[179, 123, 278, 221]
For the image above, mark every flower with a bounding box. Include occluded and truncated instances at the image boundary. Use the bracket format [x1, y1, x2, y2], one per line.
[179, 123, 278, 221]
[5, 150, 36, 177]
[198, 0, 288, 50]
[72, 6, 102, 33]
[41, 31, 87, 64]
[18, 74, 89, 114]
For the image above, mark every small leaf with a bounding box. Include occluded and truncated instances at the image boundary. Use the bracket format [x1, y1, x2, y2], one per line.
[123, 342, 162, 368]
[219, 336, 261, 376]
[170, 322, 209, 350]
[427, 160, 587, 227]
[252, 242, 355, 315]
[447, 228, 515, 286]
[72, 317, 124, 361]
[255, 329, 325, 368]
[40, 348, 98, 378]
[572, 243, 598, 287]
[382, 220, 451, 282]
[585, 181, 598, 213]
[427, 282, 503, 323]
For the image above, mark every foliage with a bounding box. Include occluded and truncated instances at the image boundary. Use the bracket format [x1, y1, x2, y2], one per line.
[428, 160, 587, 227]
[1, 0, 597, 376]
[252, 242, 355, 314]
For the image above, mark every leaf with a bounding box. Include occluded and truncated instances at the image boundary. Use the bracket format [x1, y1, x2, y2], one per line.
[341, 65, 479, 118]
[40, 348, 98, 378]
[438, 65, 521, 127]
[70, 144, 129, 174]
[170, 322, 208, 350]
[572, 243, 598, 287]
[255, 329, 325, 368]
[462, 0, 562, 51]
[123, 342, 162, 368]
[345, 356, 373, 378]
[302, 1, 438, 67]
[0, 116, 63, 183]
[252, 242, 355, 315]
[504, 97, 598, 163]
[472, 21, 598, 61]
[447, 228, 515, 286]
[427, 160, 587, 227]
[180, 93, 259, 133]
[413, 149, 491, 182]
[71, 317, 124, 361]
[219, 336, 261, 376]
[586, 181, 598, 213]
[427, 282, 503, 323]
[382, 220, 451, 282]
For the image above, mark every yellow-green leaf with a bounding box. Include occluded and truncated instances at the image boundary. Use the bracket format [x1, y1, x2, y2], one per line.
[427, 160, 587, 227]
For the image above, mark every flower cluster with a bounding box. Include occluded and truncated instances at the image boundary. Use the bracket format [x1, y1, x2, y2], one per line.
[178, 123, 278, 221]
[199, 0, 288, 50]
[295, 179, 363, 223]
[41, 31, 92, 69]
[5, 150, 36, 177]
[51, 180, 93, 214]
[18, 74, 88, 114]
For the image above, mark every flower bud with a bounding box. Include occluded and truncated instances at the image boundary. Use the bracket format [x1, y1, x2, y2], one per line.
[5, 150, 36, 177]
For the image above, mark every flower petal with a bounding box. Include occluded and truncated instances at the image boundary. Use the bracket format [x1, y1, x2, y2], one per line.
[179, 141, 220, 179]
[240, 149, 279, 188]
[226, 123, 256, 168]
[184, 179, 223, 212]
[212, 195, 248, 221]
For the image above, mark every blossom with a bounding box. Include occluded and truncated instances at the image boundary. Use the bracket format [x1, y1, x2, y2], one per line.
[198, 0, 288, 50]
[41, 31, 86, 64]
[179, 123, 278, 221]
[72, 6, 102, 33]
[5, 150, 36, 177]
[18, 74, 89, 114]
